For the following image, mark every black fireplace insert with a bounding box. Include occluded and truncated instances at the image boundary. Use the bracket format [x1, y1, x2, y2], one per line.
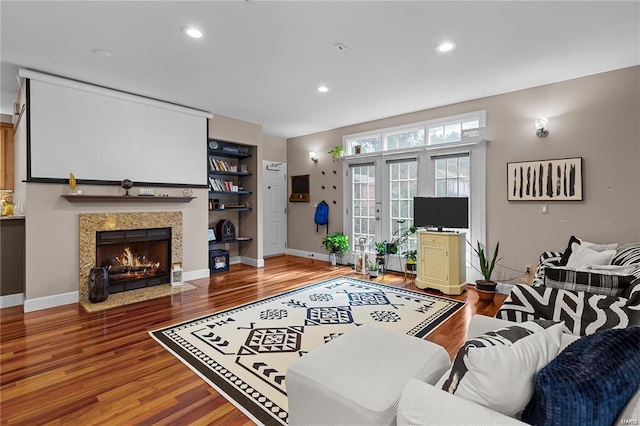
[95, 227, 171, 293]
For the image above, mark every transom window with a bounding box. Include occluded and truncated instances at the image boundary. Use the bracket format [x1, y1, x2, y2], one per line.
[345, 111, 485, 155]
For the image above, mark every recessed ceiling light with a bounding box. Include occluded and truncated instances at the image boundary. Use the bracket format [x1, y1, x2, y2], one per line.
[317, 85, 329, 93]
[435, 41, 457, 53]
[182, 26, 204, 38]
[92, 49, 112, 57]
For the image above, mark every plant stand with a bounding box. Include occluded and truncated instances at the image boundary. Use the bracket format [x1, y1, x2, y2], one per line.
[404, 261, 417, 285]
[376, 255, 387, 280]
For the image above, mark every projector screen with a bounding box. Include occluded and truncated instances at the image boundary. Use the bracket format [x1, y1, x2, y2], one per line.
[26, 73, 209, 187]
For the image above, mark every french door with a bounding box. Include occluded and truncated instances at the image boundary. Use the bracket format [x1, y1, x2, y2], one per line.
[345, 145, 484, 279]
[347, 155, 419, 271]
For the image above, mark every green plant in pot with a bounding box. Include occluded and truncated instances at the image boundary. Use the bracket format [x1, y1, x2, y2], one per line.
[387, 221, 418, 254]
[404, 249, 418, 276]
[328, 146, 345, 161]
[473, 241, 501, 300]
[369, 260, 379, 278]
[322, 232, 350, 265]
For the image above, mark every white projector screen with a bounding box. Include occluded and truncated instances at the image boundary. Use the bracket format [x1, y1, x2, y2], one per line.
[27, 76, 208, 186]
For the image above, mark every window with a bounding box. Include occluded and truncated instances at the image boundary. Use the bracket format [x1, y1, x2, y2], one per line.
[385, 128, 425, 151]
[346, 135, 380, 155]
[343, 110, 486, 279]
[344, 111, 485, 155]
[389, 159, 418, 251]
[435, 155, 470, 197]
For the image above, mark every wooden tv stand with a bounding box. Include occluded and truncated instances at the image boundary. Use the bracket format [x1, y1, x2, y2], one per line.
[415, 231, 467, 295]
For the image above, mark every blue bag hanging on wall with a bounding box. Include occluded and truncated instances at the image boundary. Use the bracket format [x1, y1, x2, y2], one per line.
[314, 200, 329, 233]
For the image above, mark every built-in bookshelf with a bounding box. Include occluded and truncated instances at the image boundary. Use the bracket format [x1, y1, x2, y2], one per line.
[207, 141, 253, 268]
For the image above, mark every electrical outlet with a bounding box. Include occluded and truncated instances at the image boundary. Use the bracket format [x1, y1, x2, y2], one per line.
[525, 265, 532, 274]
[225, 243, 229, 250]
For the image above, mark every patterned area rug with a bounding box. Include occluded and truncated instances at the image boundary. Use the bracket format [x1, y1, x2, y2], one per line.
[150, 277, 465, 425]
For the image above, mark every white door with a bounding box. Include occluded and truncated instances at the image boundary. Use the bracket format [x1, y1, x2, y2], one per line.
[346, 156, 419, 272]
[263, 161, 287, 257]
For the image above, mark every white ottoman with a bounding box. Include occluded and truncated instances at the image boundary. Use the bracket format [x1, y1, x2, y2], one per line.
[286, 324, 451, 425]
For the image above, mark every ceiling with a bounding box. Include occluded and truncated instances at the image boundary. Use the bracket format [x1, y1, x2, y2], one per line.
[1, 1, 638, 139]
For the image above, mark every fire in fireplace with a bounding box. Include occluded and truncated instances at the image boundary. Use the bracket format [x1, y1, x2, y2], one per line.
[95, 227, 171, 293]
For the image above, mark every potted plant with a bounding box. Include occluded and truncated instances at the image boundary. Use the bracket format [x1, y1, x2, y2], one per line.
[328, 146, 345, 161]
[473, 241, 501, 300]
[322, 232, 350, 266]
[404, 249, 417, 275]
[369, 260, 379, 278]
[387, 221, 418, 254]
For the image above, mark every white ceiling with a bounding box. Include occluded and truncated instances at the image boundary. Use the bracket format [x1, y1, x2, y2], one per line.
[1, 1, 639, 139]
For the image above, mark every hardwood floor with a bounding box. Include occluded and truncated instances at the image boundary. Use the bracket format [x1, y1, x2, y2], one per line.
[0, 255, 506, 425]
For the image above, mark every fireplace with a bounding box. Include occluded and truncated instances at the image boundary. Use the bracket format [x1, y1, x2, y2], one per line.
[96, 227, 171, 293]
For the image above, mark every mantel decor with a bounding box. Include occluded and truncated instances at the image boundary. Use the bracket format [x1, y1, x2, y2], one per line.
[507, 157, 582, 201]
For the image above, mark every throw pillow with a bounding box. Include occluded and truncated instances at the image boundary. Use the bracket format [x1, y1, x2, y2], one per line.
[565, 242, 615, 269]
[544, 266, 636, 296]
[582, 240, 618, 252]
[441, 320, 563, 417]
[522, 326, 640, 426]
[612, 242, 640, 266]
[533, 251, 564, 287]
[559, 235, 581, 266]
[559, 236, 618, 266]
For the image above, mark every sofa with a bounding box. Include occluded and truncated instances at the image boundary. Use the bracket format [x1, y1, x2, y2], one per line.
[287, 315, 640, 425]
[397, 315, 640, 426]
[498, 240, 640, 336]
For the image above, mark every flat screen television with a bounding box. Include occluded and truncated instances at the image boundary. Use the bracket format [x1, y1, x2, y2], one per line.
[413, 197, 469, 230]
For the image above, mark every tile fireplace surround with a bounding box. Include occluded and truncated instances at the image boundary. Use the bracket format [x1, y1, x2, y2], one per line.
[78, 212, 194, 312]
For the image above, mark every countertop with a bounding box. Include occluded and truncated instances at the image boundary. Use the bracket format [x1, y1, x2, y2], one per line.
[0, 215, 25, 221]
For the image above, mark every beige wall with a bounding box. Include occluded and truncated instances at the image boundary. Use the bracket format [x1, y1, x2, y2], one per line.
[287, 66, 640, 275]
[23, 184, 208, 302]
[209, 114, 264, 264]
[287, 132, 345, 254]
[262, 134, 287, 163]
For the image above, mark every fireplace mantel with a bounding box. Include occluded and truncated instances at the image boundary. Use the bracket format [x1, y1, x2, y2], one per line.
[78, 211, 183, 310]
[62, 194, 195, 202]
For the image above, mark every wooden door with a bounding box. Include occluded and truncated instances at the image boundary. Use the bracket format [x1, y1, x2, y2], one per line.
[0, 123, 14, 190]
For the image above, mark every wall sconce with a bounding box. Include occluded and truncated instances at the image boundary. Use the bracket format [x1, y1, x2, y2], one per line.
[535, 118, 549, 137]
[309, 151, 318, 163]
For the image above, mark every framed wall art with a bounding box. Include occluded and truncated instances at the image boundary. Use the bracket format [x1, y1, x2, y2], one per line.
[507, 157, 582, 201]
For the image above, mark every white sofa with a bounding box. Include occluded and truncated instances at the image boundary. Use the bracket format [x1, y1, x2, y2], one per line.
[397, 315, 640, 426]
[287, 315, 640, 425]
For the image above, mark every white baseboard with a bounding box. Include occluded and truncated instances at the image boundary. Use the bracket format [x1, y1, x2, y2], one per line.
[23, 291, 79, 313]
[0, 293, 25, 308]
[241, 257, 264, 268]
[183, 269, 210, 282]
[229, 256, 242, 265]
[286, 249, 330, 262]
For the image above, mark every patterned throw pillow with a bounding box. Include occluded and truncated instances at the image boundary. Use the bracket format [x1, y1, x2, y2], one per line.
[613, 242, 640, 291]
[441, 320, 563, 416]
[544, 266, 636, 297]
[522, 326, 640, 426]
[533, 251, 563, 287]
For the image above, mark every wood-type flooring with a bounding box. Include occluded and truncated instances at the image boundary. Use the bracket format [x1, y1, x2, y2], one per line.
[0, 255, 507, 425]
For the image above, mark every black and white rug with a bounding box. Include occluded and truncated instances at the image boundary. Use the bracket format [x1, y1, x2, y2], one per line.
[150, 277, 465, 425]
